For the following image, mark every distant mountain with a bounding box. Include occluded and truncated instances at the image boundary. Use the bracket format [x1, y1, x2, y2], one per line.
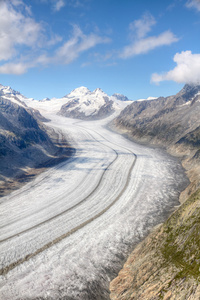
[58, 87, 131, 120]
[111, 93, 129, 102]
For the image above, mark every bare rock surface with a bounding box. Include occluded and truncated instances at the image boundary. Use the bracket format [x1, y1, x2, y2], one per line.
[110, 188, 200, 300]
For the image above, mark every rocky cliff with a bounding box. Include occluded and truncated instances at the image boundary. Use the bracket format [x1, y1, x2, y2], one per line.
[110, 84, 200, 299]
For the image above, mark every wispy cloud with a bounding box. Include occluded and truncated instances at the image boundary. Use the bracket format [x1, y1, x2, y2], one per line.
[0, 1, 43, 61]
[151, 51, 200, 84]
[53, 0, 65, 11]
[119, 13, 179, 59]
[120, 31, 179, 58]
[54, 25, 111, 64]
[186, 0, 200, 12]
[43, 0, 84, 11]
[0, 1, 110, 75]
[129, 12, 156, 39]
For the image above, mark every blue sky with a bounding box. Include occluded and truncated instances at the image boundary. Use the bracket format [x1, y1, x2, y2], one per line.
[0, 0, 200, 100]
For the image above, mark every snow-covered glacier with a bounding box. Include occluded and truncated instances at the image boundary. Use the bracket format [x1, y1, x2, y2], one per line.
[0, 112, 188, 299]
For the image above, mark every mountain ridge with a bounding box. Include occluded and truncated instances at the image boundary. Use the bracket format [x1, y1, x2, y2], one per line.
[110, 84, 200, 299]
[0, 91, 73, 197]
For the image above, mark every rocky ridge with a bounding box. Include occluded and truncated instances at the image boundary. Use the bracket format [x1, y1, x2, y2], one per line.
[110, 84, 200, 299]
[112, 84, 200, 198]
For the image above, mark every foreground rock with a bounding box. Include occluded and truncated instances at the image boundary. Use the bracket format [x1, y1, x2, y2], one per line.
[110, 188, 200, 299]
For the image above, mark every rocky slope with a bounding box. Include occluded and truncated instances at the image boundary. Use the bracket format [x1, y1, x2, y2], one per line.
[0, 87, 73, 196]
[110, 188, 200, 300]
[110, 84, 200, 299]
[113, 84, 200, 147]
[112, 84, 200, 196]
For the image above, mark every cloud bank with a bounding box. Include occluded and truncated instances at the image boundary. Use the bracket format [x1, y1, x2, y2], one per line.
[151, 51, 200, 85]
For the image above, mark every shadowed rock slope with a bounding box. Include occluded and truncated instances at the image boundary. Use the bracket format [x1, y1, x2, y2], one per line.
[110, 84, 200, 299]
[0, 97, 73, 196]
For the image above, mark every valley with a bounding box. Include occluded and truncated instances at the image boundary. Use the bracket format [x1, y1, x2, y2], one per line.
[0, 109, 187, 299]
[0, 83, 199, 299]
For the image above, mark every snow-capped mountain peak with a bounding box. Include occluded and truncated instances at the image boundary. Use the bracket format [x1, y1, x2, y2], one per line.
[59, 87, 113, 119]
[0, 84, 20, 96]
[0, 84, 28, 107]
[66, 86, 91, 98]
[0, 83, 133, 120]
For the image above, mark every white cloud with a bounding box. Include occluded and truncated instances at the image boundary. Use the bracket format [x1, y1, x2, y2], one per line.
[31, 25, 110, 67]
[0, 1, 43, 61]
[120, 31, 179, 59]
[119, 14, 179, 59]
[129, 13, 156, 39]
[53, 0, 65, 11]
[42, 0, 82, 11]
[54, 25, 111, 64]
[186, 0, 200, 11]
[0, 1, 110, 75]
[0, 22, 110, 74]
[0, 62, 30, 75]
[151, 51, 200, 84]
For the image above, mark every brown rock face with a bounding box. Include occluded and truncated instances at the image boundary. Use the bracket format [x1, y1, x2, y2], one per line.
[110, 189, 200, 300]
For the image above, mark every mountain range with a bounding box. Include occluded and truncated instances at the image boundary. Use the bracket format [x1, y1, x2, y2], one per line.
[24, 86, 133, 118]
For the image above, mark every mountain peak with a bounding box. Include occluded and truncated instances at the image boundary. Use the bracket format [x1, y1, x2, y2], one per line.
[94, 88, 104, 93]
[111, 93, 129, 101]
[72, 86, 90, 93]
[65, 86, 91, 98]
[0, 84, 20, 96]
[178, 84, 200, 101]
